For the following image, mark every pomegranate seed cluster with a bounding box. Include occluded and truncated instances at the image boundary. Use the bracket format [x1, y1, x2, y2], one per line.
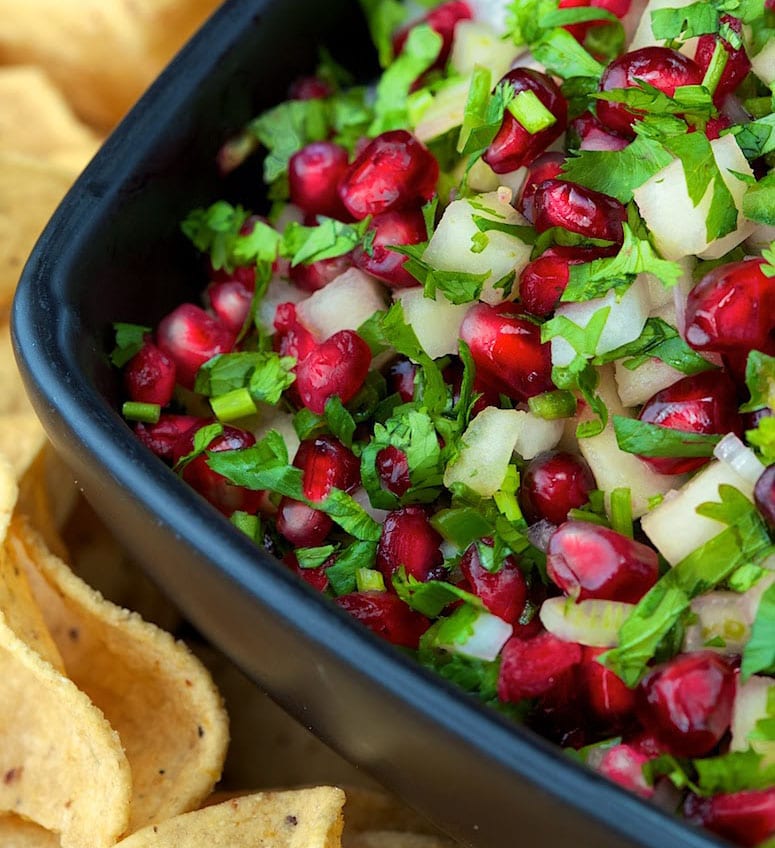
[115, 1, 775, 843]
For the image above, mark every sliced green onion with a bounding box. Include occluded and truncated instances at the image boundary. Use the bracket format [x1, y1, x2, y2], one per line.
[701, 40, 729, 98]
[609, 487, 633, 538]
[356, 567, 386, 592]
[507, 89, 557, 133]
[431, 506, 491, 548]
[528, 389, 578, 420]
[211, 387, 258, 422]
[231, 511, 261, 541]
[122, 401, 161, 424]
[493, 465, 523, 522]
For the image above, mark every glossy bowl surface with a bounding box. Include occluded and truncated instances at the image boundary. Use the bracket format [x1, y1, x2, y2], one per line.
[12, 2, 730, 847]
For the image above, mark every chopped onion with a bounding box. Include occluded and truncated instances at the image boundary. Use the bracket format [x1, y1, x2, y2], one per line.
[714, 433, 766, 486]
[438, 610, 513, 662]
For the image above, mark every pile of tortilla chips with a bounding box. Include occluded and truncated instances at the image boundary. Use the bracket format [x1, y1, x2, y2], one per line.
[0, 3, 461, 847]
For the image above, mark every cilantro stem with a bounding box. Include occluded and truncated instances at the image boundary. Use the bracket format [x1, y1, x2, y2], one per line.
[701, 40, 728, 98]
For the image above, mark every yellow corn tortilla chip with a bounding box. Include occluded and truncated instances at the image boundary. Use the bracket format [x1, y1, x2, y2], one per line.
[0, 153, 77, 313]
[0, 0, 222, 130]
[115, 788, 346, 848]
[0, 66, 100, 171]
[0, 413, 47, 482]
[0, 322, 34, 416]
[8, 516, 229, 833]
[0, 813, 60, 847]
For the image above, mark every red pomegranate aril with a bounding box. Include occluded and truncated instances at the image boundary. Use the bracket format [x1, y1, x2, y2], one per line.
[206, 278, 254, 334]
[596, 742, 655, 799]
[498, 632, 583, 702]
[636, 370, 743, 475]
[533, 179, 627, 243]
[754, 465, 775, 531]
[288, 75, 333, 101]
[516, 152, 565, 224]
[335, 591, 431, 649]
[694, 15, 750, 105]
[289, 253, 353, 293]
[156, 303, 235, 390]
[288, 141, 351, 219]
[295, 329, 372, 414]
[685, 258, 775, 356]
[208, 261, 257, 290]
[338, 130, 439, 220]
[581, 647, 637, 730]
[134, 414, 202, 462]
[547, 520, 659, 603]
[460, 302, 554, 401]
[283, 551, 329, 593]
[637, 651, 735, 757]
[568, 111, 630, 151]
[704, 113, 733, 140]
[294, 435, 361, 502]
[393, 0, 473, 72]
[518, 244, 617, 317]
[597, 47, 704, 137]
[124, 340, 177, 406]
[375, 446, 412, 497]
[352, 207, 427, 288]
[172, 423, 265, 516]
[376, 506, 444, 583]
[276, 497, 333, 547]
[460, 542, 528, 624]
[386, 357, 417, 402]
[483, 69, 568, 174]
[520, 451, 596, 525]
[273, 302, 318, 363]
[684, 788, 775, 847]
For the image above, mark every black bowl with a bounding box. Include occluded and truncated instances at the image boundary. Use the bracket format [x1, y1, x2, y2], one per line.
[12, 2, 730, 847]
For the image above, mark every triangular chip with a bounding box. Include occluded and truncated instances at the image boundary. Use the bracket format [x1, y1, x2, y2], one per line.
[0, 812, 60, 847]
[114, 788, 346, 848]
[8, 516, 229, 832]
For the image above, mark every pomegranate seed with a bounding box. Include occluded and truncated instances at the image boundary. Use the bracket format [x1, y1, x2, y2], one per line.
[206, 278, 254, 334]
[295, 435, 361, 501]
[685, 258, 775, 357]
[568, 111, 630, 151]
[442, 358, 501, 416]
[498, 632, 583, 702]
[209, 262, 257, 290]
[754, 465, 775, 531]
[596, 742, 655, 799]
[289, 253, 353, 293]
[516, 152, 565, 224]
[283, 551, 329, 592]
[295, 329, 372, 414]
[172, 422, 265, 516]
[376, 506, 444, 583]
[694, 16, 750, 105]
[559, 0, 632, 42]
[276, 498, 333, 547]
[393, 0, 473, 72]
[352, 207, 427, 288]
[533, 179, 627, 243]
[288, 75, 333, 101]
[375, 446, 412, 497]
[684, 788, 775, 847]
[156, 303, 235, 390]
[704, 113, 733, 140]
[636, 651, 735, 757]
[459, 541, 528, 624]
[547, 520, 659, 603]
[483, 69, 568, 174]
[273, 302, 318, 363]
[335, 591, 431, 649]
[386, 358, 417, 402]
[288, 141, 351, 219]
[581, 647, 637, 730]
[338, 130, 439, 220]
[636, 370, 743, 475]
[597, 47, 704, 137]
[133, 414, 202, 462]
[124, 340, 176, 406]
[520, 451, 596, 525]
[518, 244, 618, 317]
[459, 302, 554, 401]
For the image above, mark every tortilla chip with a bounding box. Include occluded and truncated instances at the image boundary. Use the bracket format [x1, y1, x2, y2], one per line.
[8, 516, 229, 833]
[115, 788, 346, 848]
[343, 833, 460, 848]
[0, 153, 77, 312]
[0, 413, 47, 482]
[0, 322, 34, 416]
[0, 66, 99, 171]
[0, 813, 60, 847]
[0, 0, 222, 130]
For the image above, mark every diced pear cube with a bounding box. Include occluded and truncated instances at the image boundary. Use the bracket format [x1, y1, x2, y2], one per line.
[751, 38, 775, 86]
[450, 20, 522, 80]
[414, 77, 471, 143]
[295, 268, 386, 340]
[614, 357, 683, 408]
[395, 287, 470, 359]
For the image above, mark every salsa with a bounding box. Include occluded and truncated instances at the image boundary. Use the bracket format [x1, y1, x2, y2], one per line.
[113, 0, 775, 843]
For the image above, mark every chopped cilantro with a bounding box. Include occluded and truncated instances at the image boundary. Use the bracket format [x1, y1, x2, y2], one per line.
[747, 417, 775, 465]
[326, 541, 379, 596]
[111, 323, 150, 367]
[743, 171, 775, 226]
[323, 396, 357, 448]
[532, 28, 605, 79]
[296, 544, 337, 569]
[650, 3, 721, 41]
[741, 350, 775, 412]
[393, 567, 482, 617]
[174, 422, 224, 473]
[742, 581, 775, 679]
[605, 317, 715, 376]
[731, 113, 775, 160]
[391, 242, 489, 303]
[359, 0, 407, 67]
[505, 0, 559, 46]
[195, 352, 296, 406]
[612, 416, 722, 458]
[281, 217, 370, 266]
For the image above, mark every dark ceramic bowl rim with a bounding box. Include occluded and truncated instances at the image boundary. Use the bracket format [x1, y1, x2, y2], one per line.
[11, 2, 731, 847]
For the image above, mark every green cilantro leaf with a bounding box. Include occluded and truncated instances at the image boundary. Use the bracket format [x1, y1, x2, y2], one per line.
[650, 3, 720, 40]
[326, 540, 379, 596]
[612, 416, 722, 458]
[458, 77, 516, 170]
[111, 323, 150, 368]
[748, 417, 775, 465]
[731, 113, 775, 160]
[323, 396, 357, 448]
[359, 0, 407, 67]
[195, 352, 296, 406]
[505, 0, 559, 46]
[695, 749, 775, 794]
[741, 350, 775, 412]
[173, 422, 224, 473]
[393, 567, 482, 617]
[743, 171, 775, 226]
[296, 544, 337, 569]
[532, 28, 605, 79]
[391, 243, 490, 303]
[281, 217, 370, 266]
[605, 317, 715, 375]
[742, 581, 775, 679]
